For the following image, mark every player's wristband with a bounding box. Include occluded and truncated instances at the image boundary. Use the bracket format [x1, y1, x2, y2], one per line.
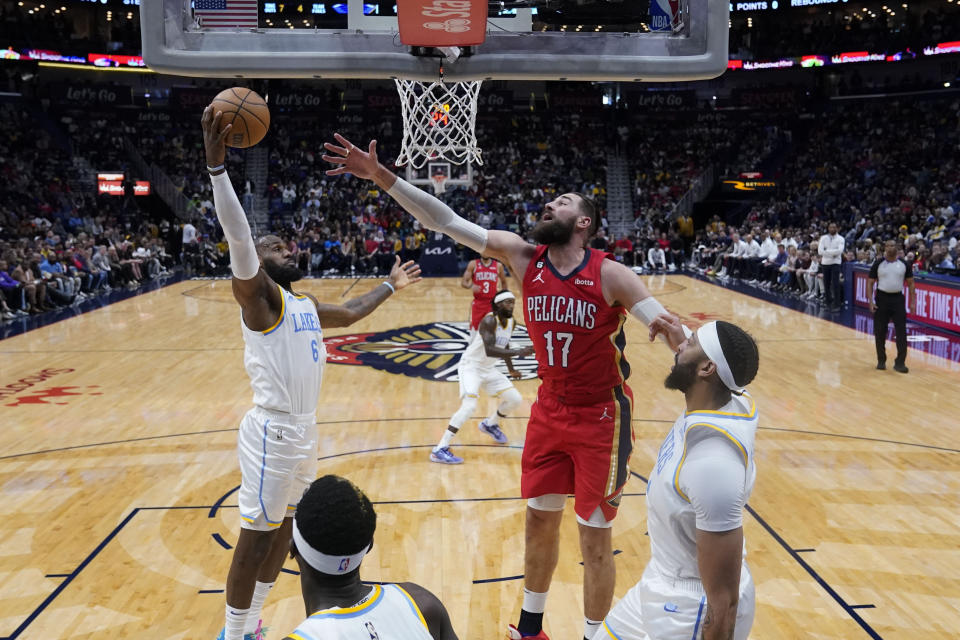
[382, 281, 395, 293]
[206, 164, 225, 173]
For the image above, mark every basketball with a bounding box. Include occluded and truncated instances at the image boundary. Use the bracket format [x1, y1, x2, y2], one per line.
[210, 87, 270, 148]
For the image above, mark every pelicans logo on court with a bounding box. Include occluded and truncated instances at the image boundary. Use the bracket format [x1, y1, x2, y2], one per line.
[323, 321, 537, 382]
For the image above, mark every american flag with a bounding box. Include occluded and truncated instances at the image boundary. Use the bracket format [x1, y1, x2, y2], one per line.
[194, 0, 259, 29]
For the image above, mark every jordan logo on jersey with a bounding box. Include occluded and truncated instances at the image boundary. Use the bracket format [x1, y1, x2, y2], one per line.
[531, 270, 545, 284]
[600, 407, 612, 420]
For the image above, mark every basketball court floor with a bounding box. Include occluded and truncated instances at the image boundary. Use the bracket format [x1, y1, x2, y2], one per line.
[1, 275, 958, 640]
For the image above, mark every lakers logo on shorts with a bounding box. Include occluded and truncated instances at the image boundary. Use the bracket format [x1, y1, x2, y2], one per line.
[323, 321, 537, 382]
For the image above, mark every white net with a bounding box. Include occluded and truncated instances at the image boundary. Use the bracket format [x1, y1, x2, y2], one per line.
[394, 79, 483, 168]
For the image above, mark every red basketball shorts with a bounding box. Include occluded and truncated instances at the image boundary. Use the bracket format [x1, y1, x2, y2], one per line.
[521, 384, 634, 522]
[469, 298, 492, 330]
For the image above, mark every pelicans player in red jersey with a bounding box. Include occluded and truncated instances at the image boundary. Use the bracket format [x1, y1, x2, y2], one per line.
[323, 134, 690, 640]
[461, 256, 506, 330]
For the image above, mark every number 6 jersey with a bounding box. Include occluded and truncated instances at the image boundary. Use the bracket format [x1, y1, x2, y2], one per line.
[522, 246, 629, 404]
[241, 284, 326, 416]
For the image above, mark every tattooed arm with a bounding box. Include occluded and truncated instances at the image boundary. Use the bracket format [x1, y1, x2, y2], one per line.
[696, 526, 743, 640]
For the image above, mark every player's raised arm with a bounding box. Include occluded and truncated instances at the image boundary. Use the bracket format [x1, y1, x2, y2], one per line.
[322, 134, 535, 274]
[307, 256, 421, 329]
[201, 106, 281, 330]
[601, 259, 692, 351]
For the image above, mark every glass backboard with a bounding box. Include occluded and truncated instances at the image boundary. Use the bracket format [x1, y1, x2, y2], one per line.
[141, 0, 728, 82]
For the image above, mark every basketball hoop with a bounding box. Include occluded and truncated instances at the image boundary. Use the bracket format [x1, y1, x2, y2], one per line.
[394, 79, 483, 169]
[429, 173, 448, 195]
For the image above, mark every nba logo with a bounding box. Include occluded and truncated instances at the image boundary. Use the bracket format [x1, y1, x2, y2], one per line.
[649, 0, 679, 31]
[338, 557, 350, 571]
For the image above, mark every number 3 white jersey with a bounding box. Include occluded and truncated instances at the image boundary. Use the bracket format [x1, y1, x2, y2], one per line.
[288, 584, 434, 640]
[241, 284, 326, 417]
[460, 313, 514, 370]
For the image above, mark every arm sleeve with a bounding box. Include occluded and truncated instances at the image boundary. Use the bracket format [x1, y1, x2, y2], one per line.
[868, 260, 880, 279]
[386, 177, 488, 253]
[678, 435, 748, 532]
[904, 259, 913, 278]
[210, 171, 260, 280]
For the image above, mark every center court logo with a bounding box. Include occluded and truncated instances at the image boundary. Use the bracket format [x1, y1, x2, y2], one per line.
[323, 321, 537, 382]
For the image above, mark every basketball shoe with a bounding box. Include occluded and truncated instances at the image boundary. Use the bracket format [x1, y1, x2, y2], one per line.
[215, 620, 267, 640]
[506, 623, 550, 639]
[429, 447, 463, 464]
[479, 419, 508, 444]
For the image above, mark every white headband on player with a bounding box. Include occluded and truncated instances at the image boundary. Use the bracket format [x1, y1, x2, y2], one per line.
[493, 291, 515, 304]
[292, 517, 371, 575]
[696, 321, 740, 392]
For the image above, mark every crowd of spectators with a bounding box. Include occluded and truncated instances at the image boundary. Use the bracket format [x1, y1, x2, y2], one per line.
[686, 96, 960, 306]
[255, 108, 610, 276]
[730, 6, 960, 61]
[0, 2, 141, 56]
[0, 104, 178, 321]
[5, 75, 960, 325]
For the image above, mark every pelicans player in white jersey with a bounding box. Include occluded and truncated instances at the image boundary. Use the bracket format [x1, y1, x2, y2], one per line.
[597, 316, 760, 640]
[283, 475, 457, 640]
[202, 107, 421, 640]
[430, 290, 533, 464]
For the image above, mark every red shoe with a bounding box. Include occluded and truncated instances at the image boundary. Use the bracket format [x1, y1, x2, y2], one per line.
[506, 624, 550, 640]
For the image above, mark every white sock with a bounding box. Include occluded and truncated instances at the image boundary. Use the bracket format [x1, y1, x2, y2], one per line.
[522, 588, 548, 613]
[224, 604, 249, 640]
[584, 617, 602, 640]
[486, 410, 502, 426]
[243, 581, 273, 634]
[436, 427, 457, 450]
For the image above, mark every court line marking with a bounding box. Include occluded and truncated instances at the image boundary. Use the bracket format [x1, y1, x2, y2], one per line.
[2, 489, 647, 638]
[2, 417, 956, 462]
[0, 456, 883, 639]
[340, 278, 362, 298]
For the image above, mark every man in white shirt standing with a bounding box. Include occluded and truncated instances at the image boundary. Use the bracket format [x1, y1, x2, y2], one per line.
[595, 315, 760, 640]
[818, 222, 845, 312]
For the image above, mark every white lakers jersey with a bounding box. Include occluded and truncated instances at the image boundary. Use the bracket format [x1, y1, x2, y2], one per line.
[288, 584, 434, 640]
[646, 392, 758, 580]
[460, 313, 514, 369]
[241, 285, 325, 417]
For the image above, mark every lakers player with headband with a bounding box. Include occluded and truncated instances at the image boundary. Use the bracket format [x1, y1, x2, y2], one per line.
[285, 475, 458, 640]
[430, 289, 532, 465]
[597, 316, 761, 640]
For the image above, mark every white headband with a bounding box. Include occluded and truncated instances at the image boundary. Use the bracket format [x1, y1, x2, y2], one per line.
[292, 517, 370, 575]
[696, 322, 741, 391]
[493, 291, 515, 304]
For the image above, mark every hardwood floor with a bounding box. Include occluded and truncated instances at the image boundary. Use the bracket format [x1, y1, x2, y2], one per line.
[1, 276, 957, 639]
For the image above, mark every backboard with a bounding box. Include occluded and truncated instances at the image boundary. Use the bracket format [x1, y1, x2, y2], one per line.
[141, 0, 729, 82]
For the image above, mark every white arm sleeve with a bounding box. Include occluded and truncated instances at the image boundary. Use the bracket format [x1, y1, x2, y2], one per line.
[387, 177, 488, 253]
[629, 297, 693, 335]
[678, 435, 748, 532]
[210, 171, 260, 280]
